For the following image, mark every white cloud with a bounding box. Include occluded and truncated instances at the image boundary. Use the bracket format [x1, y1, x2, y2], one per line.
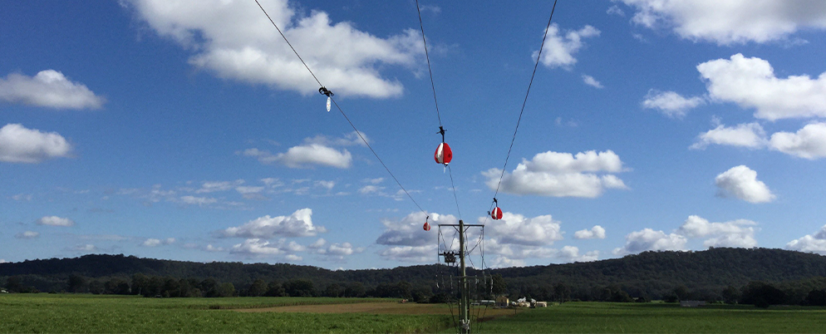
[15, 231, 40, 239]
[557, 246, 599, 262]
[614, 228, 686, 255]
[0, 259, 6, 264]
[769, 122, 826, 159]
[222, 208, 326, 238]
[236, 186, 265, 199]
[124, 0, 425, 98]
[285, 254, 303, 261]
[690, 122, 767, 150]
[314, 180, 335, 190]
[379, 245, 435, 263]
[698, 54, 826, 120]
[196, 180, 244, 193]
[620, 0, 826, 45]
[317, 242, 362, 260]
[715, 165, 775, 203]
[642, 90, 704, 118]
[534, 24, 600, 69]
[0, 124, 73, 163]
[243, 144, 352, 168]
[483, 150, 627, 198]
[376, 211, 456, 247]
[36, 216, 75, 227]
[787, 225, 826, 254]
[303, 131, 368, 147]
[205, 244, 224, 252]
[574, 225, 606, 239]
[0, 70, 104, 109]
[142, 237, 175, 247]
[179, 195, 218, 206]
[365, 177, 384, 184]
[582, 74, 603, 88]
[308, 238, 326, 248]
[230, 238, 286, 256]
[376, 212, 457, 262]
[677, 215, 758, 248]
[359, 185, 383, 194]
[607, 5, 625, 17]
[485, 212, 563, 246]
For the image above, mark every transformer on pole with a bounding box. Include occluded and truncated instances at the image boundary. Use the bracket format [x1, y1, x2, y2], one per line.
[438, 220, 485, 334]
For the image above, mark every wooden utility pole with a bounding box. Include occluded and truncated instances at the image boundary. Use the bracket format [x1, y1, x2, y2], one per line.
[458, 219, 469, 334]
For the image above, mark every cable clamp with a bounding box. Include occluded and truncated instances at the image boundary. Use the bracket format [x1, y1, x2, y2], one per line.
[318, 87, 334, 97]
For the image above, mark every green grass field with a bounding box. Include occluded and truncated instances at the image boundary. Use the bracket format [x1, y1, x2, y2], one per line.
[0, 294, 451, 333]
[5, 295, 826, 333]
[473, 302, 826, 333]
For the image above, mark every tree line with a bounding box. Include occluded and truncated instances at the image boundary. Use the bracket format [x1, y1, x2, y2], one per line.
[3, 247, 826, 307]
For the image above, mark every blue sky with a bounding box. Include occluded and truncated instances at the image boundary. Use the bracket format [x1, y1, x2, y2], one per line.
[3, 0, 826, 269]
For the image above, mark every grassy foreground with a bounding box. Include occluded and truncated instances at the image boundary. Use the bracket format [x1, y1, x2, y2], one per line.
[473, 302, 826, 333]
[0, 294, 451, 333]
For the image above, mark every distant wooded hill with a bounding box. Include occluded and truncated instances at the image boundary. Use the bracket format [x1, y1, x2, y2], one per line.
[2, 247, 826, 301]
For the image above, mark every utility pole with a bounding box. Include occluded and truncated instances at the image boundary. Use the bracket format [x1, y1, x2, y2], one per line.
[458, 219, 469, 334]
[438, 220, 483, 334]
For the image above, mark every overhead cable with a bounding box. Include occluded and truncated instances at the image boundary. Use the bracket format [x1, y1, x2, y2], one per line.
[254, 0, 425, 213]
[487, 0, 559, 215]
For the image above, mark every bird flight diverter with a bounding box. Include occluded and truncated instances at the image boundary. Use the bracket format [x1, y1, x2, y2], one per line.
[318, 87, 334, 112]
[489, 198, 503, 220]
[423, 216, 431, 231]
[434, 126, 452, 168]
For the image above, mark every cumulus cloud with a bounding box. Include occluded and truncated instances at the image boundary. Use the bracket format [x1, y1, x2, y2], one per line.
[142, 238, 175, 247]
[0, 70, 104, 109]
[769, 122, 826, 159]
[230, 238, 305, 258]
[124, 0, 425, 98]
[483, 150, 627, 198]
[642, 90, 705, 118]
[574, 225, 606, 239]
[0, 124, 73, 163]
[534, 24, 600, 69]
[614, 228, 687, 255]
[375, 212, 457, 262]
[36, 216, 75, 227]
[486, 212, 563, 246]
[677, 215, 758, 248]
[582, 74, 603, 88]
[620, 0, 826, 45]
[376, 211, 456, 247]
[698, 54, 826, 120]
[715, 165, 775, 203]
[15, 231, 40, 239]
[787, 225, 826, 254]
[243, 144, 351, 169]
[316, 242, 363, 260]
[222, 208, 326, 238]
[557, 246, 599, 262]
[314, 180, 335, 190]
[690, 122, 767, 150]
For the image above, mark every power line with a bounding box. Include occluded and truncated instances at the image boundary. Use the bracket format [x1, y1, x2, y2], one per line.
[254, 0, 425, 213]
[415, 0, 443, 127]
[415, 0, 463, 220]
[488, 0, 559, 213]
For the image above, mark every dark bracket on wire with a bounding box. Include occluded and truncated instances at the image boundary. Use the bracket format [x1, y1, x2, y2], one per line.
[438, 126, 446, 142]
[318, 87, 334, 97]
